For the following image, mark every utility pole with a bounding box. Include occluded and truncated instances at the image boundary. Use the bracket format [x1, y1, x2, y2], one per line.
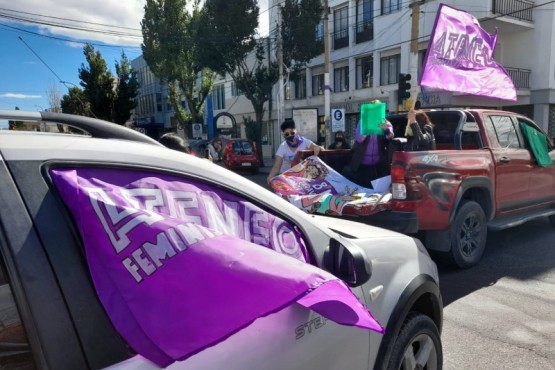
[409, 0, 422, 106]
[323, 0, 330, 147]
[277, 5, 284, 129]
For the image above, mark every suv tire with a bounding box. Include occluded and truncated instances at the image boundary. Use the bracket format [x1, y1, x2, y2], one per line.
[388, 312, 442, 370]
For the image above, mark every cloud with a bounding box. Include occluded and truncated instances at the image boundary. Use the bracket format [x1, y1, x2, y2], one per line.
[0, 0, 146, 47]
[0, 93, 42, 99]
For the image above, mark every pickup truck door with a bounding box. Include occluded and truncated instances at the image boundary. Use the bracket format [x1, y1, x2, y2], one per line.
[514, 117, 555, 207]
[484, 114, 532, 214]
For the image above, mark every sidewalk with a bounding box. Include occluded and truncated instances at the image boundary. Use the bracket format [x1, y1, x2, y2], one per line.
[259, 157, 274, 174]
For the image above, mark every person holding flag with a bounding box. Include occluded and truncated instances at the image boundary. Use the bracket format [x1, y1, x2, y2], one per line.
[404, 108, 436, 152]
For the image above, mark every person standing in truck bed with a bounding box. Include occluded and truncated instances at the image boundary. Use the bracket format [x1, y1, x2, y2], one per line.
[405, 109, 436, 151]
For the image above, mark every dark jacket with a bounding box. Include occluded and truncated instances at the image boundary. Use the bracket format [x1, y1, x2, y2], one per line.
[406, 122, 436, 151]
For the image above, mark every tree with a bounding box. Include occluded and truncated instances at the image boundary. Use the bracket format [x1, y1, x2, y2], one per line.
[46, 82, 62, 113]
[8, 107, 26, 130]
[197, 0, 272, 164]
[46, 82, 66, 132]
[197, 0, 323, 165]
[61, 87, 92, 116]
[280, 0, 324, 73]
[78, 44, 116, 121]
[113, 51, 139, 125]
[141, 0, 214, 130]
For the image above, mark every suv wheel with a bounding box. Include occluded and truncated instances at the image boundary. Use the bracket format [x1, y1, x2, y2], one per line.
[447, 200, 487, 269]
[389, 312, 442, 370]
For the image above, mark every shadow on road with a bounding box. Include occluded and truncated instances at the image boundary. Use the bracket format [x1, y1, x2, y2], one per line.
[436, 217, 555, 306]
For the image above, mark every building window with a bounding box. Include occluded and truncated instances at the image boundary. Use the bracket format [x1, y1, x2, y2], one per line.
[213, 84, 226, 110]
[292, 71, 306, 99]
[312, 73, 324, 96]
[380, 54, 400, 85]
[156, 93, 162, 112]
[382, 0, 401, 15]
[315, 20, 324, 43]
[231, 83, 243, 97]
[334, 66, 349, 92]
[356, 0, 373, 43]
[333, 6, 349, 50]
[356, 55, 373, 89]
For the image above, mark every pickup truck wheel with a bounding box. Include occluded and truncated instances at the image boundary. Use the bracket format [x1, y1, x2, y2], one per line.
[388, 312, 442, 370]
[448, 200, 487, 269]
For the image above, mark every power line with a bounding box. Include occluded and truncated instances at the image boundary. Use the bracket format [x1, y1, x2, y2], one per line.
[18, 36, 65, 83]
[0, 7, 142, 31]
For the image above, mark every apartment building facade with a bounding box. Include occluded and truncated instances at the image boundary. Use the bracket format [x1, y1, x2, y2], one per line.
[253, 0, 555, 150]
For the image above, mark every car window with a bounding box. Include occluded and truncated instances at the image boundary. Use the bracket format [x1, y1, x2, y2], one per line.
[0, 254, 35, 369]
[488, 115, 522, 148]
[48, 166, 381, 367]
[233, 141, 254, 154]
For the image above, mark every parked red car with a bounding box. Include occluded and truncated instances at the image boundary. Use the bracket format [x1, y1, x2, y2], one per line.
[223, 138, 260, 173]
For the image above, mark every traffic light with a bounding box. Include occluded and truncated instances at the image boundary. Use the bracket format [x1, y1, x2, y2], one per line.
[398, 73, 412, 105]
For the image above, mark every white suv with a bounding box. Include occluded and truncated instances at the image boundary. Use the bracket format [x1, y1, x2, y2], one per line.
[0, 110, 442, 370]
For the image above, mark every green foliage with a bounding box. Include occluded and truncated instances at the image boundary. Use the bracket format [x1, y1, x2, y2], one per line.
[114, 51, 139, 124]
[243, 116, 260, 142]
[60, 46, 138, 124]
[281, 0, 324, 72]
[78, 44, 116, 121]
[8, 106, 26, 130]
[61, 87, 92, 116]
[141, 0, 214, 128]
[196, 0, 259, 76]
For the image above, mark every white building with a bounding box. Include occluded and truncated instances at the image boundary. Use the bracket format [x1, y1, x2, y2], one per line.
[264, 0, 555, 148]
[131, 55, 184, 139]
[134, 1, 555, 152]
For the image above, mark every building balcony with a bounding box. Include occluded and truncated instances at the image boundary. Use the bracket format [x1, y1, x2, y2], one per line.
[333, 29, 348, 50]
[483, 0, 535, 34]
[492, 0, 533, 22]
[505, 67, 531, 90]
[355, 21, 373, 44]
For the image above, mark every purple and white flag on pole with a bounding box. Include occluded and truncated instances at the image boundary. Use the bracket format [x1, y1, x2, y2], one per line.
[50, 167, 383, 367]
[420, 4, 516, 101]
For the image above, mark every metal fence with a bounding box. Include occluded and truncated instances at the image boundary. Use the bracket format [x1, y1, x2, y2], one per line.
[492, 0, 534, 22]
[505, 67, 531, 89]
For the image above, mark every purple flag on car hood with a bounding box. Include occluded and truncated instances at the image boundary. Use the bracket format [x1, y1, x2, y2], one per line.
[420, 4, 516, 101]
[50, 167, 383, 367]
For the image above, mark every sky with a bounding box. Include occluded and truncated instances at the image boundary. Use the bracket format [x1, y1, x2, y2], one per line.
[0, 0, 269, 123]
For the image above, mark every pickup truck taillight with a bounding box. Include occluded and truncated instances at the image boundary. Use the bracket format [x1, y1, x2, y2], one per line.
[390, 165, 407, 200]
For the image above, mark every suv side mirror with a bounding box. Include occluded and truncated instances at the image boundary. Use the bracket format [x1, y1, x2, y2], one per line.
[324, 238, 372, 287]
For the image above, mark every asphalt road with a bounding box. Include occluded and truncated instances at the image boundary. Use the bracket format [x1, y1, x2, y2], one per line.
[242, 171, 555, 370]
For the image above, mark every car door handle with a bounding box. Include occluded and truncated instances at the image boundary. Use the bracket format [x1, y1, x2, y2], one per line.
[500, 157, 511, 164]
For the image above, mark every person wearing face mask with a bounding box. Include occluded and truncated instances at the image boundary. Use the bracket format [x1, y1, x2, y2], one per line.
[328, 131, 351, 150]
[267, 118, 323, 184]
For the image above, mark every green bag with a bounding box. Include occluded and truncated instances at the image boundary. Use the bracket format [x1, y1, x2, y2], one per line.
[519, 122, 553, 167]
[360, 102, 386, 136]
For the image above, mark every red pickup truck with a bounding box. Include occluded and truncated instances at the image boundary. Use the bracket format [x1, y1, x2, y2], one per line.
[294, 109, 555, 268]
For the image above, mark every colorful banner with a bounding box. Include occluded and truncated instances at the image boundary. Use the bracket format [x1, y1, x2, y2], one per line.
[420, 4, 516, 101]
[50, 167, 383, 367]
[270, 156, 390, 216]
